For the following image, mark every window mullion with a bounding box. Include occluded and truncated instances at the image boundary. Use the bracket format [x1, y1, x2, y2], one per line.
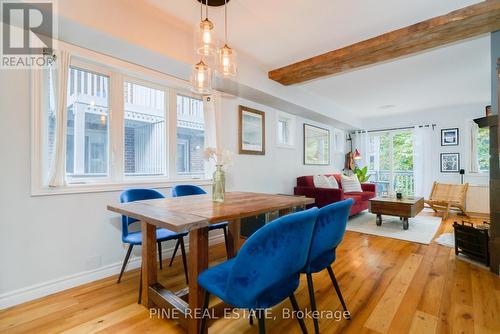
[167, 89, 177, 178]
[110, 72, 124, 182]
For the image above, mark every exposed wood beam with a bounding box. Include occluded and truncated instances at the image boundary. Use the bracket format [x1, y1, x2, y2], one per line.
[268, 0, 500, 85]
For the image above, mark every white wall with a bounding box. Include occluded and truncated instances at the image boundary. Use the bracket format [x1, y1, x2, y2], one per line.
[0, 69, 345, 308]
[219, 96, 345, 194]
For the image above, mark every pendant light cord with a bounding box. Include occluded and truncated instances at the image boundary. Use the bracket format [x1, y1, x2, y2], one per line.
[224, 0, 228, 43]
[205, 0, 208, 19]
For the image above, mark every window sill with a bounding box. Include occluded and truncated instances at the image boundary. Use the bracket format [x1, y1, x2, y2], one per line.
[31, 178, 213, 197]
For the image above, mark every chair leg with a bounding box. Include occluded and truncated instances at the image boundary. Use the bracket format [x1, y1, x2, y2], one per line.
[169, 238, 181, 267]
[117, 244, 133, 283]
[200, 291, 210, 334]
[257, 309, 266, 334]
[180, 237, 189, 285]
[289, 293, 308, 334]
[138, 265, 142, 304]
[157, 241, 163, 270]
[222, 226, 230, 258]
[306, 273, 320, 334]
[327, 266, 350, 318]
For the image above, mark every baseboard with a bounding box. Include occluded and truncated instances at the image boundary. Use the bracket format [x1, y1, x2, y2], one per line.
[0, 233, 225, 309]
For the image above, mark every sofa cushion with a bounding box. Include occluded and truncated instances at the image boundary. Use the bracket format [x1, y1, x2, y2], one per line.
[347, 191, 376, 201]
[341, 174, 362, 193]
[344, 194, 362, 204]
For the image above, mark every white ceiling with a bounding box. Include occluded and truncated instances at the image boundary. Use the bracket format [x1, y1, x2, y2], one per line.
[300, 36, 491, 117]
[146, 0, 491, 119]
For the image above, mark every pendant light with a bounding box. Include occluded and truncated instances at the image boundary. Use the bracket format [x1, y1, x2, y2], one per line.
[217, 0, 237, 76]
[190, 59, 212, 95]
[196, 0, 216, 56]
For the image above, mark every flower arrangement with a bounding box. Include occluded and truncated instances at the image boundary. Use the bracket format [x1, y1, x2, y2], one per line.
[203, 147, 233, 166]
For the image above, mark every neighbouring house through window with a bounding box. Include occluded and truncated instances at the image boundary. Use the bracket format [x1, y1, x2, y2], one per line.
[176, 94, 205, 177]
[124, 81, 166, 176]
[66, 67, 109, 179]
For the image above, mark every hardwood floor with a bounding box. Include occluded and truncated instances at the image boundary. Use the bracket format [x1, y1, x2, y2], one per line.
[1, 214, 499, 334]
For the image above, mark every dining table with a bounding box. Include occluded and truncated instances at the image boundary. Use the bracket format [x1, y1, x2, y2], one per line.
[107, 191, 315, 334]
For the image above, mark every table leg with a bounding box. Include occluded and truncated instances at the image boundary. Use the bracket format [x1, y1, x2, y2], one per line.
[376, 214, 382, 226]
[227, 219, 241, 259]
[403, 218, 409, 230]
[141, 221, 158, 308]
[188, 227, 209, 334]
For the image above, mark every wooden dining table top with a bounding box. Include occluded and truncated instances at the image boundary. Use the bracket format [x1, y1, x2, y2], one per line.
[107, 192, 315, 232]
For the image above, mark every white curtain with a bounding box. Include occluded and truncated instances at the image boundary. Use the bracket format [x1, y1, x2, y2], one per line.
[202, 93, 220, 176]
[352, 131, 368, 168]
[48, 50, 71, 187]
[468, 120, 479, 173]
[413, 125, 435, 197]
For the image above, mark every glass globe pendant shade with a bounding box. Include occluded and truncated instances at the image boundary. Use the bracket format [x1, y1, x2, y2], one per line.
[196, 18, 216, 56]
[217, 44, 237, 77]
[190, 60, 212, 95]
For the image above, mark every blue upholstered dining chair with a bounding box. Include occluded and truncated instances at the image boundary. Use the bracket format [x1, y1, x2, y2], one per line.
[171, 185, 230, 258]
[302, 198, 354, 334]
[198, 207, 320, 334]
[118, 189, 189, 285]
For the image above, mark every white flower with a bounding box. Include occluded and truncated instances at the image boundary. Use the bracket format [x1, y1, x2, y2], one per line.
[203, 147, 233, 165]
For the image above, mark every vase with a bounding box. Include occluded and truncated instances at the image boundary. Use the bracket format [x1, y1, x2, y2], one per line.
[212, 165, 225, 202]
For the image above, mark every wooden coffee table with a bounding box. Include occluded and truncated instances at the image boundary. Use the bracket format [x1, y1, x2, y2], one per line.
[368, 196, 424, 230]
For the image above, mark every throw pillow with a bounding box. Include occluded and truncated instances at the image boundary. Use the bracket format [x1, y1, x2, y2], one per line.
[313, 175, 340, 189]
[341, 174, 362, 193]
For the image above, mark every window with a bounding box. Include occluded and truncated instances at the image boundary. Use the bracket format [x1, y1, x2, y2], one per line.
[276, 112, 295, 147]
[368, 130, 414, 196]
[176, 95, 205, 177]
[33, 48, 213, 195]
[124, 81, 166, 176]
[477, 127, 489, 172]
[66, 67, 109, 179]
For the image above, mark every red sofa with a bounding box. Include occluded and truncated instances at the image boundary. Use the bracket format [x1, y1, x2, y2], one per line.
[294, 174, 376, 216]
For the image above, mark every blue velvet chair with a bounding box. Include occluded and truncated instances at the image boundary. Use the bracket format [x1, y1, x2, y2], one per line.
[118, 189, 189, 286]
[171, 185, 230, 258]
[198, 207, 320, 334]
[302, 198, 354, 334]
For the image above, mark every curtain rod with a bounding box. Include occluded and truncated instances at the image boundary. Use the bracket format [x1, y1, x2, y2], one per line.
[351, 124, 436, 134]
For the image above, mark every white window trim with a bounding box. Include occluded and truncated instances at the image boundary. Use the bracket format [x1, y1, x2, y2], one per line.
[275, 111, 296, 149]
[31, 41, 212, 196]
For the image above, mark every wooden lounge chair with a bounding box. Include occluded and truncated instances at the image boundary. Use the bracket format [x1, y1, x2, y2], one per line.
[425, 182, 469, 219]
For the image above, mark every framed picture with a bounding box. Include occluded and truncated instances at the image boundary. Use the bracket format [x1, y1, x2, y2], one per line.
[440, 153, 460, 173]
[441, 128, 459, 146]
[238, 105, 265, 155]
[303, 124, 330, 165]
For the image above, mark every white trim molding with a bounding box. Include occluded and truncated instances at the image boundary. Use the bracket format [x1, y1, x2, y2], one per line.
[0, 233, 225, 309]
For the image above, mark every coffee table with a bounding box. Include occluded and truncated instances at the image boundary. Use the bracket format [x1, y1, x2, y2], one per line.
[368, 196, 424, 230]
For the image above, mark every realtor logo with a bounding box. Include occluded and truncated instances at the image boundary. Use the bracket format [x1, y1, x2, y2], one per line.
[1, 0, 56, 68]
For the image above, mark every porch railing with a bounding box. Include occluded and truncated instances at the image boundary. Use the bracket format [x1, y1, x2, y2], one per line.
[368, 170, 414, 196]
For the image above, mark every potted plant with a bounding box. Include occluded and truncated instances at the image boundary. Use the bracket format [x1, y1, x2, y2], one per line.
[354, 166, 371, 183]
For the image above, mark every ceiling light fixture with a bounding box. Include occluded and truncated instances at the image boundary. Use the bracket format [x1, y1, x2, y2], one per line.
[191, 59, 212, 95]
[196, 0, 216, 56]
[217, 0, 236, 77]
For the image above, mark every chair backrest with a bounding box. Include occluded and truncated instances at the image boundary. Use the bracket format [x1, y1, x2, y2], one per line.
[120, 189, 165, 238]
[171, 185, 207, 197]
[304, 198, 354, 270]
[429, 182, 468, 205]
[224, 207, 319, 307]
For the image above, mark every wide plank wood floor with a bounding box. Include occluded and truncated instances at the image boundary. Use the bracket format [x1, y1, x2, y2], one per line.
[1, 213, 499, 334]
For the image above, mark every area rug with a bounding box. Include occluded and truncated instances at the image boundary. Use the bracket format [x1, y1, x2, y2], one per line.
[346, 212, 441, 245]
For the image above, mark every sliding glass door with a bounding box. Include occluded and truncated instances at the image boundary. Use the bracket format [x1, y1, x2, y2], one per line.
[368, 130, 414, 196]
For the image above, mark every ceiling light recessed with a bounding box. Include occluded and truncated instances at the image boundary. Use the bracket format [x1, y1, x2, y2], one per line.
[379, 104, 396, 110]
